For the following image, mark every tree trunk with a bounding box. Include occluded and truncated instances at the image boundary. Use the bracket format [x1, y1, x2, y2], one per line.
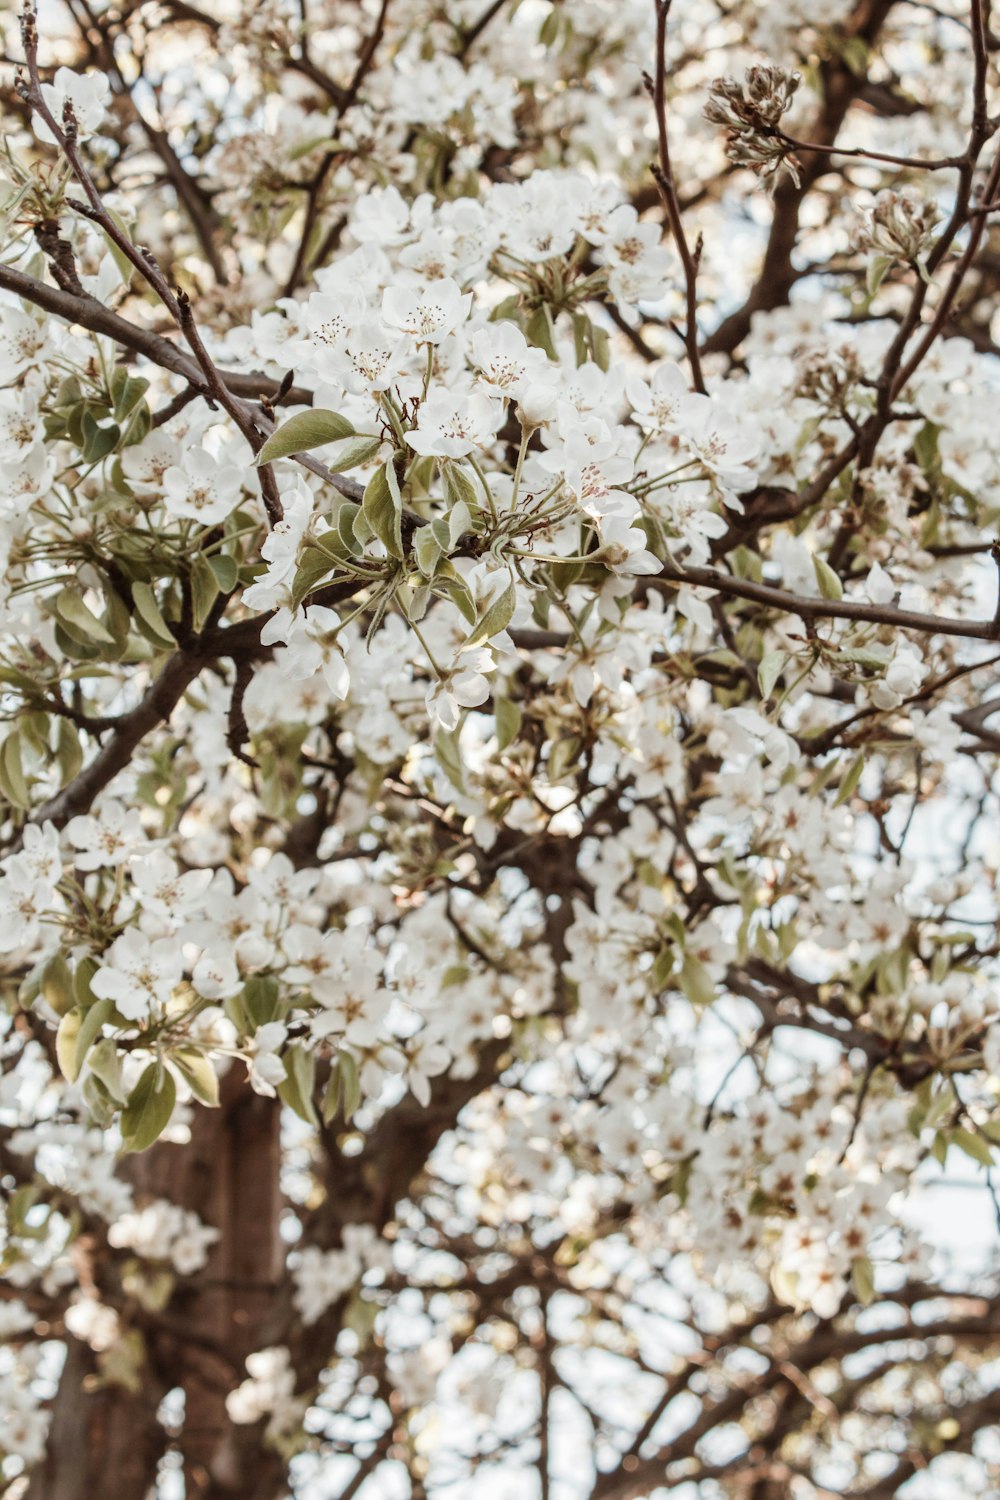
[25, 1333, 167, 1500]
[30, 1069, 284, 1500]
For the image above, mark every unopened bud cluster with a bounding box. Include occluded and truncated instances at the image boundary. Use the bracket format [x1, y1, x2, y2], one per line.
[705, 66, 802, 185]
[859, 190, 941, 265]
[797, 347, 864, 412]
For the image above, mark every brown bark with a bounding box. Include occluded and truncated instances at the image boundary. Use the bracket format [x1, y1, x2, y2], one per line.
[25, 1334, 167, 1500]
[29, 1070, 284, 1500]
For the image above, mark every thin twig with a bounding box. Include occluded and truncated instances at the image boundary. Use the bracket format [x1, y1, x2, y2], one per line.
[645, 0, 706, 393]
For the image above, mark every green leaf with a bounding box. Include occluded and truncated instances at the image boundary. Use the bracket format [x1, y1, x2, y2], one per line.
[525, 304, 557, 360]
[363, 463, 403, 559]
[41, 951, 76, 1016]
[731, 546, 764, 582]
[74, 956, 99, 1007]
[757, 651, 785, 703]
[852, 1255, 876, 1306]
[679, 955, 716, 1008]
[494, 697, 522, 751]
[110, 369, 150, 422]
[321, 1050, 362, 1124]
[7, 1182, 43, 1233]
[0, 732, 30, 809]
[335, 501, 364, 557]
[442, 461, 481, 520]
[86, 1036, 125, 1104]
[386, 458, 403, 512]
[256, 409, 355, 465]
[20, 710, 49, 758]
[835, 753, 865, 807]
[435, 728, 466, 793]
[436, 574, 477, 626]
[120, 1064, 177, 1153]
[291, 545, 337, 609]
[243, 975, 281, 1031]
[322, 1062, 342, 1124]
[55, 587, 116, 646]
[53, 622, 99, 665]
[82, 1072, 117, 1129]
[277, 1042, 318, 1126]
[652, 946, 677, 990]
[131, 581, 176, 650]
[102, 585, 131, 657]
[548, 735, 580, 783]
[913, 421, 941, 473]
[465, 577, 516, 647]
[414, 527, 443, 577]
[813, 555, 844, 601]
[839, 647, 891, 670]
[840, 34, 870, 76]
[121, 401, 151, 448]
[489, 295, 522, 324]
[55, 1008, 84, 1083]
[223, 990, 247, 1033]
[572, 312, 589, 367]
[56, 715, 84, 787]
[591, 323, 610, 372]
[208, 554, 239, 592]
[75, 998, 115, 1078]
[171, 1047, 221, 1107]
[81, 411, 121, 464]
[949, 1127, 995, 1168]
[449, 499, 474, 547]
[924, 1083, 953, 1129]
[190, 554, 220, 632]
[321, 434, 383, 472]
[866, 253, 893, 297]
[289, 134, 346, 159]
[340, 1049, 361, 1120]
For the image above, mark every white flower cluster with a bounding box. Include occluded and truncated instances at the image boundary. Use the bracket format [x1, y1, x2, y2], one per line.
[226, 1346, 305, 1442]
[107, 1200, 220, 1275]
[0, 1344, 49, 1465]
[2, 5, 1000, 1488]
[0, 822, 61, 956]
[292, 1222, 393, 1325]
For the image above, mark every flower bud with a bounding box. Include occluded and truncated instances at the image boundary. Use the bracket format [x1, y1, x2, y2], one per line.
[859, 190, 941, 266]
[705, 66, 802, 185]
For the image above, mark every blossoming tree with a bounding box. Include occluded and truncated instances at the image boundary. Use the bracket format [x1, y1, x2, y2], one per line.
[1, 0, 1000, 1495]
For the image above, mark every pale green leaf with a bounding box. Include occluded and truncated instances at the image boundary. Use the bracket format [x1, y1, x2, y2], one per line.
[120, 1064, 177, 1153]
[131, 581, 176, 650]
[494, 697, 522, 751]
[813, 555, 844, 601]
[363, 464, 403, 560]
[757, 651, 785, 703]
[256, 409, 355, 465]
[466, 577, 516, 647]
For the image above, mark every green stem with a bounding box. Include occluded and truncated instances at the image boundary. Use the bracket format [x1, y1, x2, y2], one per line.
[407, 615, 446, 679]
[468, 453, 498, 522]
[509, 428, 530, 510]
